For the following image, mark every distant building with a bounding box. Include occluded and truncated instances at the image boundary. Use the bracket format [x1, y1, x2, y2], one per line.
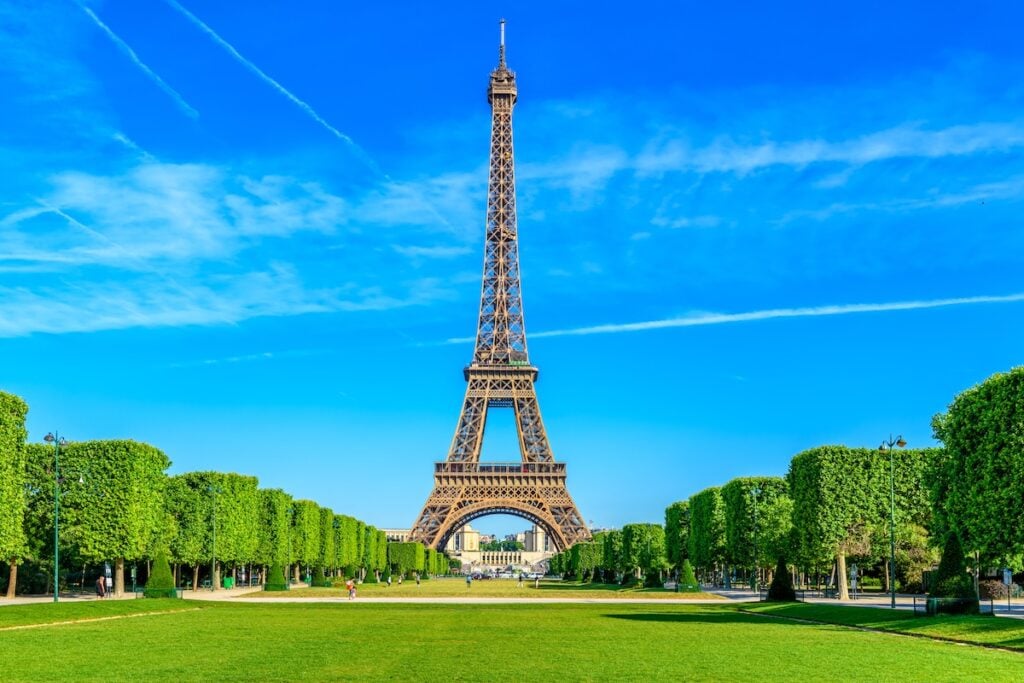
[379, 523, 554, 572]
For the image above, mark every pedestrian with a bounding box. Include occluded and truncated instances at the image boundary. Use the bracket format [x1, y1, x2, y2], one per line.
[386, 575, 392, 588]
[398, 574, 403, 585]
[95, 576, 105, 599]
[346, 579, 356, 600]
[466, 574, 472, 589]
[415, 572, 420, 586]
[105, 575, 113, 598]
[517, 573, 523, 588]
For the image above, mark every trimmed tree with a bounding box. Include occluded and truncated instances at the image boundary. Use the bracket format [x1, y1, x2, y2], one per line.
[265, 562, 288, 591]
[664, 501, 690, 573]
[930, 531, 974, 599]
[51, 440, 170, 597]
[0, 392, 28, 598]
[144, 549, 177, 598]
[688, 487, 726, 584]
[766, 556, 796, 601]
[931, 367, 1024, 569]
[678, 559, 699, 591]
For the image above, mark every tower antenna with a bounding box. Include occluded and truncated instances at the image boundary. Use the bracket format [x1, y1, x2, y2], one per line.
[499, 18, 506, 67]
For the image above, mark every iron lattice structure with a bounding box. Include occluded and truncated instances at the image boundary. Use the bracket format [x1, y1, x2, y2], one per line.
[410, 23, 590, 552]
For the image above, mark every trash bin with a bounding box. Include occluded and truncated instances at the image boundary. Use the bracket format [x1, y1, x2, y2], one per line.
[223, 577, 235, 589]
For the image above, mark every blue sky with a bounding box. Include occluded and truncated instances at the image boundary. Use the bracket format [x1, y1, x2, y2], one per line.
[2, 1, 1023, 536]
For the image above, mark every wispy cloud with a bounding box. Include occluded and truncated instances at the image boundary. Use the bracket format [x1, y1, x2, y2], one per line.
[393, 245, 473, 259]
[635, 121, 1024, 176]
[78, 4, 198, 119]
[162, 0, 390, 173]
[445, 292, 1024, 343]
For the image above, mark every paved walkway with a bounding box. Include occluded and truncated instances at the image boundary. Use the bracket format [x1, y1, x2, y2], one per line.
[5, 586, 1023, 618]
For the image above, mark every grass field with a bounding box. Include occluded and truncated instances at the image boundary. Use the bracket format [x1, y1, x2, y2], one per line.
[256, 577, 722, 600]
[3, 600, 1024, 681]
[746, 602, 1024, 651]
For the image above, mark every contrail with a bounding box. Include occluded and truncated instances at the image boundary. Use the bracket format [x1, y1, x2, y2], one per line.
[78, 4, 198, 119]
[445, 292, 1024, 343]
[160, 1, 475, 234]
[165, 1, 374, 154]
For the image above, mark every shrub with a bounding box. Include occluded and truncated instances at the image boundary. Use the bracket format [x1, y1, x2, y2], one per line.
[677, 559, 700, 592]
[143, 550, 178, 599]
[979, 579, 1009, 600]
[930, 532, 974, 599]
[264, 563, 289, 591]
[311, 566, 331, 587]
[767, 556, 796, 601]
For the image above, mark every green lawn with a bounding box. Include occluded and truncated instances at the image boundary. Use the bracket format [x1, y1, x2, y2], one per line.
[746, 602, 1024, 651]
[2, 601, 1024, 681]
[256, 577, 721, 600]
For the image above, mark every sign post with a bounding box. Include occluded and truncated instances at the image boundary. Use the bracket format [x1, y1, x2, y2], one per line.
[1003, 568, 1013, 613]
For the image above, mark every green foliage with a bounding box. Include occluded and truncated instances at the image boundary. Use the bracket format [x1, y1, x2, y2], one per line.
[311, 565, 330, 587]
[388, 542, 425, 577]
[264, 562, 288, 591]
[664, 501, 689, 569]
[931, 366, 1024, 568]
[930, 532, 974, 599]
[568, 541, 602, 581]
[677, 559, 699, 591]
[602, 529, 624, 578]
[51, 440, 170, 565]
[143, 549, 177, 598]
[255, 488, 293, 567]
[767, 556, 796, 601]
[291, 500, 320, 568]
[787, 445, 935, 570]
[622, 523, 668, 581]
[479, 539, 524, 551]
[318, 507, 335, 572]
[688, 487, 726, 572]
[0, 392, 29, 575]
[721, 477, 792, 570]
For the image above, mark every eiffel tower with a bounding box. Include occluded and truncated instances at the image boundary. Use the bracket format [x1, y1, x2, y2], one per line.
[409, 21, 590, 552]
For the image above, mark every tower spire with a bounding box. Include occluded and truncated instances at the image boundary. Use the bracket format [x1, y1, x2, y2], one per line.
[499, 18, 506, 67]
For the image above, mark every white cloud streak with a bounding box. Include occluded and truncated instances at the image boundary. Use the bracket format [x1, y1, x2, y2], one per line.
[446, 292, 1024, 343]
[159, 0, 352, 143]
[78, 4, 198, 119]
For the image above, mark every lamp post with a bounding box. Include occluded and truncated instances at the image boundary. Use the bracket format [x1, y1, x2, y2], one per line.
[44, 432, 68, 603]
[209, 485, 223, 590]
[751, 485, 762, 594]
[879, 434, 907, 609]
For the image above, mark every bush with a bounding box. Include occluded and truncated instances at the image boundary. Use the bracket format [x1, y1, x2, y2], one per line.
[767, 556, 796, 601]
[930, 532, 974, 599]
[264, 563, 289, 592]
[143, 551, 178, 599]
[677, 560, 700, 592]
[310, 566, 331, 587]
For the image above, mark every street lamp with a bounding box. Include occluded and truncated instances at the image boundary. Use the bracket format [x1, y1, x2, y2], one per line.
[44, 432, 67, 603]
[751, 485, 762, 594]
[209, 485, 223, 590]
[879, 434, 907, 609]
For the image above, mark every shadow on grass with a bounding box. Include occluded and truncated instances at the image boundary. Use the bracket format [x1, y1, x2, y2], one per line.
[603, 611, 784, 625]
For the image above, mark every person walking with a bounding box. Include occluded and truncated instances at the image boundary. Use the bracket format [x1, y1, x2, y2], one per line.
[95, 576, 105, 599]
[105, 574, 113, 598]
[346, 579, 356, 600]
[466, 574, 472, 589]
[415, 572, 421, 587]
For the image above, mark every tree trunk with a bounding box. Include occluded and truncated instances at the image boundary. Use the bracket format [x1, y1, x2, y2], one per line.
[837, 552, 850, 601]
[115, 558, 125, 597]
[192, 564, 200, 592]
[294, 564, 301, 583]
[882, 557, 891, 594]
[5, 560, 17, 598]
[213, 561, 220, 590]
